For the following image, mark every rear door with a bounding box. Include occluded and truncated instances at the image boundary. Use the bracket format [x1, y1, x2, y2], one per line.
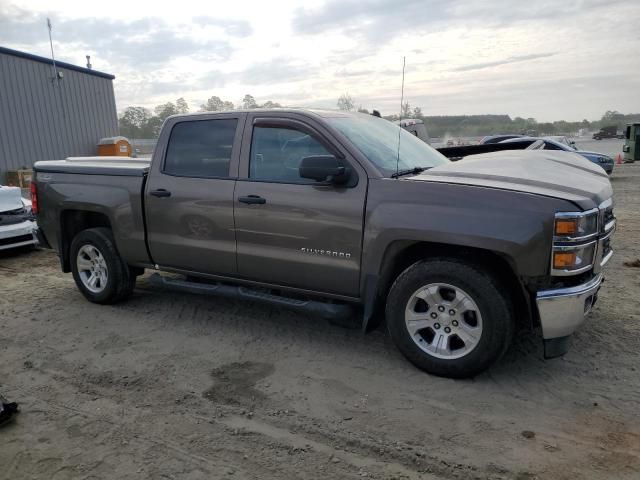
[145, 113, 245, 275]
[234, 114, 367, 297]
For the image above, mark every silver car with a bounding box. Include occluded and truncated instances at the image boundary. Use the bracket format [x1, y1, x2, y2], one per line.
[0, 185, 38, 250]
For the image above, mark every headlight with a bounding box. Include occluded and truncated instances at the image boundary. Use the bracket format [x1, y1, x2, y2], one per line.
[554, 210, 598, 240]
[552, 209, 599, 276]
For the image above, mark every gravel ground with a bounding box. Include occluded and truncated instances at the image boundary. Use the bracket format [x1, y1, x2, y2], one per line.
[1, 164, 639, 480]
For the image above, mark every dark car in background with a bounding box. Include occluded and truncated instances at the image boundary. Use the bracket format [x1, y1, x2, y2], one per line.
[500, 137, 614, 174]
[592, 126, 624, 140]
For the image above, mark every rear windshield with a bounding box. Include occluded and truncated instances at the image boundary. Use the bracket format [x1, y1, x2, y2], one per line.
[327, 114, 448, 176]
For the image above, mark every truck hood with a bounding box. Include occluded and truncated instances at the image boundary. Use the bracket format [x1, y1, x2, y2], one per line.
[0, 185, 26, 213]
[411, 150, 612, 210]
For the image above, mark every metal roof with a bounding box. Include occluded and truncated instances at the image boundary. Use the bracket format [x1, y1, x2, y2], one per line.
[0, 45, 115, 80]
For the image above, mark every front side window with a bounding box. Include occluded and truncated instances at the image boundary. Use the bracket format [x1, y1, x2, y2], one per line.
[250, 126, 332, 183]
[164, 119, 238, 177]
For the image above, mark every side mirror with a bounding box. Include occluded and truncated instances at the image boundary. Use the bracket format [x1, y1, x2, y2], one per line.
[299, 155, 349, 183]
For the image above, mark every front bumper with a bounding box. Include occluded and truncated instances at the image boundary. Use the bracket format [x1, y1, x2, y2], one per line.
[536, 273, 602, 340]
[0, 219, 38, 250]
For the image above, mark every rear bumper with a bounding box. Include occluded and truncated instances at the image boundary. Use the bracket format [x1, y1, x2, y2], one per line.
[536, 273, 602, 341]
[0, 219, 38, 250]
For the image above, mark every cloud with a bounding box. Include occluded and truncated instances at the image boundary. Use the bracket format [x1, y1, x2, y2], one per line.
[195, 70, 229, 90]
[0, 6, 239, 67]
[193, 16, 253, 37]
[292, 0, 633, 48]
[2, 0, 639, 121]
[238, 58, 313, 85]
[452, 53, 557, 72]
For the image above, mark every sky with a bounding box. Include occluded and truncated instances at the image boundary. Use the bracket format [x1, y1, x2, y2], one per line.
[1, 0, 639, 121]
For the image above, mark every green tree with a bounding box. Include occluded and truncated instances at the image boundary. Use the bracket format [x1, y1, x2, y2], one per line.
[119, 106, 152, 138]
[154, 102, 179, 121]
[176, 97, 189, 114]
[400, 101, 411, 118]
[261, 100, 282, 108]
[337, 93, 355, 111]
[200, 96, 234, 111]
[242, 94, 258, 109]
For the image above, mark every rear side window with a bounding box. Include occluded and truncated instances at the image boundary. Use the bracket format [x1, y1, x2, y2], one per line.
[164, 119, 237, 177]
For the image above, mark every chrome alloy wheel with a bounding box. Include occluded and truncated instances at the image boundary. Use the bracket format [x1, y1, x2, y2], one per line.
[405, 283, 483, 359]
[76, 244, 108, 294]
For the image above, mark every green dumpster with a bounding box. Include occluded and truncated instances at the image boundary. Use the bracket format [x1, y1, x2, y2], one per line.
[623, 122, 640, 163]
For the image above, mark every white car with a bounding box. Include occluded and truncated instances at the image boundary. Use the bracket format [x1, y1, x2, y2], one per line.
[0, 185, 38, 250]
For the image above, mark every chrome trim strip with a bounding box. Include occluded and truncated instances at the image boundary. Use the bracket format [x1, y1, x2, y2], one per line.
[604, 219, 616, 232]
[537, 273, 602, 299]
[599, 198, 613, 210]
[599, 228, 615, 242]
[600, 249, 613, 267]
[552, 240, 597, 251]
[555, 208, 599, 218]
[553, 232, 599, 243]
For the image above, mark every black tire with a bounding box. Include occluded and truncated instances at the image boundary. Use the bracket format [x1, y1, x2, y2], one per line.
[70, 227, 135, 304]
[386, 258, 514, 378]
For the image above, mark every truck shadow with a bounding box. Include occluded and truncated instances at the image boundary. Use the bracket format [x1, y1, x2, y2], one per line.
[128, 274, 560, 385]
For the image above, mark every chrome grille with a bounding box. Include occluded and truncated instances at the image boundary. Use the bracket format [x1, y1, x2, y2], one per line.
[593, 198, 615, 273]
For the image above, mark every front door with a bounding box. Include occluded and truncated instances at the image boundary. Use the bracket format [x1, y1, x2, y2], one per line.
[145, 114, 244, 276]
[234, 115, 367, 297]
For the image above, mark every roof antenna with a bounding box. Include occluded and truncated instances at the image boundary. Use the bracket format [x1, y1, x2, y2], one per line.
[46, 18, 60, 85]
[395, 56, 406, 179]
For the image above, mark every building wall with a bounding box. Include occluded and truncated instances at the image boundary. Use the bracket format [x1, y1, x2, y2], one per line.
[0, 50, 118, 178]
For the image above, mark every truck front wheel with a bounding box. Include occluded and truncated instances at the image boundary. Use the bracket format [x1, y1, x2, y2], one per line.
[386, 258, 514, 378]
[70, 227, 135, 304]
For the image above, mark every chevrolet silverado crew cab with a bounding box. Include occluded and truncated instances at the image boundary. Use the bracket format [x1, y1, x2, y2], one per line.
[32, 109, 615, 378]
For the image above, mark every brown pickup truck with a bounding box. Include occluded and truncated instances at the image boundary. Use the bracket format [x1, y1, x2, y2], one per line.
[33, 109, 615, 378]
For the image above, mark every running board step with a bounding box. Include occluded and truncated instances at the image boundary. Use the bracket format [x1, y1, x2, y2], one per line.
[148, 273, 355, 320]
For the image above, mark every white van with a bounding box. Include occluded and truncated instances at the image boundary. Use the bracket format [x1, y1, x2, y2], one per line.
[397, 119, 430, 144]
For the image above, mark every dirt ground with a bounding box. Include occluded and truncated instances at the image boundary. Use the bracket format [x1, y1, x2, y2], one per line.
[1, 165, 639, 480]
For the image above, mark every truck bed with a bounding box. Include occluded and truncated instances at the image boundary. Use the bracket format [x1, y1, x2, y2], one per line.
[33, 156, 151, 269]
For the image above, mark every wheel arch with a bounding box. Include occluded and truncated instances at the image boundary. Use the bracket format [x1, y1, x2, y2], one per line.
[364, 240, 533, 332]
[59, 210, 112, 272]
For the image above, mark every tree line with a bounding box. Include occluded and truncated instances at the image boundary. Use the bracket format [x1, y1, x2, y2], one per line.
[119, 90, 640, 139]
[337, 93, 640, 137]
[118, 94, 282, 139]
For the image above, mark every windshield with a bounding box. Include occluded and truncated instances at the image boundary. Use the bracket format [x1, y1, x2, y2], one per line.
[327, 114, 449, 176]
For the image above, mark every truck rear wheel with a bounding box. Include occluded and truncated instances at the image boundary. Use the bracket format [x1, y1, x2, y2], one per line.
[70, 227, 135, 304]
[386, 258, 514, 378]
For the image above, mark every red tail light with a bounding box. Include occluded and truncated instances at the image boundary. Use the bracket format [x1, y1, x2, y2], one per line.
[30, 182, 38, 214]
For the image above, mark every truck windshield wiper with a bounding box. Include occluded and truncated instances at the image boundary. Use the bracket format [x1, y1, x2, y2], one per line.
[391, 166, 430, 178]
